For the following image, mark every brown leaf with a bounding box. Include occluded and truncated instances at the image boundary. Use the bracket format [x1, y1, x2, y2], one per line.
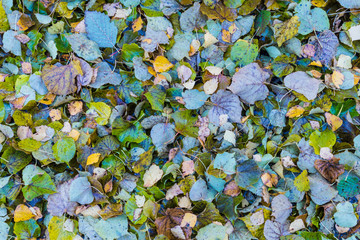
[155, 208, 192, 240]
[224, 180, 241, 197]
[314, 157, 344, 183]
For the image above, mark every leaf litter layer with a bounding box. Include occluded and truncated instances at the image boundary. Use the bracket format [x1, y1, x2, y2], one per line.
[0, 0, 360, 239]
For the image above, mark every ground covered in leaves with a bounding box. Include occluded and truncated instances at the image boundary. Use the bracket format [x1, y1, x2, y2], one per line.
[1, 0, 360, 239]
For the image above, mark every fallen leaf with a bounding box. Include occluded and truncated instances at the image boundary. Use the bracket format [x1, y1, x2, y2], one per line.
[87, 153, 101, 165]
[14, 204, 35, 222]
[314, 157, 344, 183]
[143, 164, 163, 187]
[153, 56, 174, 73]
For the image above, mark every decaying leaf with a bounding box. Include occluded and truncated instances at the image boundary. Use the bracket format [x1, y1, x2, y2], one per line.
[314, 157, 345, 183]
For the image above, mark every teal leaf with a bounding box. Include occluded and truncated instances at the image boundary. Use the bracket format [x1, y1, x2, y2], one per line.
[235, 160, 261, 189]
[150, 123, 176, 150]
[196, 223, 227, 240]
[182, 89, 209, 109]
[53, 137, 76, 164]
[89, 62, 122, 88]
[230, 39, 258, 67]
[27, 30, 42, 52]
[334, 201, 357, 228]
[85, 11, 118, 48]
[69, 177, 94, 204]
[94, 215, 129, 239]
[337, 176, 360, 198]
[295, 0, 329, 35]
[214, 152, 236, 175]
[93, 135, 120, 156]
[66, 33, 102, 61]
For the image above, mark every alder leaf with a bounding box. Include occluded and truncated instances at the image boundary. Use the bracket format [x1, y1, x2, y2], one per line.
[41, 60, 82, 95]
[314, 158, 344, 183]
[228, 63, 270, 104]
[85, 11, 118, 48]
[337, 0, 360, 8]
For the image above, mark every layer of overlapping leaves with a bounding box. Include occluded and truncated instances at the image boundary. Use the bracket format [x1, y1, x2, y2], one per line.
[1, 0, 360, 239]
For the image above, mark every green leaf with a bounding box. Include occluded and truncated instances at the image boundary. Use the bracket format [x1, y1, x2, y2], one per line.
[22, 165, 56, 201]
[172, 110, 198, 138]
[113, 118, 147, 143]
[14, 219, 40, 239]
[230, 39, 258, 67]
[27, 30, 42, 52]
[121, 43, 144, 63]
[53, 137, 76, 164]
[309, 129, 336, 155]
[125, 195, 147, 224]
[240, 208, 271, 239]
[271, 55, 296, 77]
[0, 0, 10, 32]
[224, 0, 245, 8]
[255, 10, 271, 36]
[13, 110, 33, 126]
[294, 170, 310, 192]
[88, 102, 112, 125]
[48, 216, 78, 240]
[145, 85, 166, 111]
[18, 138, 42, 152]
[2, 147, 32, 174]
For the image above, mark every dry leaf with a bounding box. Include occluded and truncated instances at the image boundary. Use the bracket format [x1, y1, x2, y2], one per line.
[325, 112, 343, 131]
[143, 164, 163, 187]
[314, 157, 345, 183]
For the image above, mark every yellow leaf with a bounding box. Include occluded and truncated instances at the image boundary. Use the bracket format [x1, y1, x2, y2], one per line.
[153, 56, 174, 73]
[56, 2, 74, 18]
[86, 153, 101, 165]
[0, 0, 10, 32]
[310, 61, 322, 67]
[68, 129, 80, 141]
[180, 213, 197, 228]
[39, 93, 56, 105]
[222, 29, 231, 43]
[332, 70, 344, 88]
[325, 112, 343, 131]
[14, 204, 35, 222]
[274, 16, 300, 46]
[49, 109, 61, 121]
[311, 0, 327, 7]
[286, 105, 305, 118]
[294, 170, 310, 192]
[132, 17, 143, 32]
